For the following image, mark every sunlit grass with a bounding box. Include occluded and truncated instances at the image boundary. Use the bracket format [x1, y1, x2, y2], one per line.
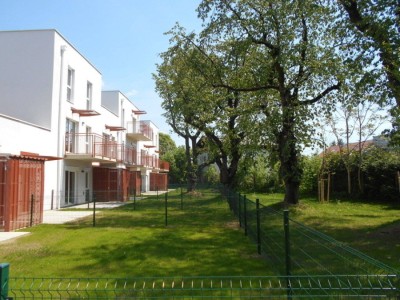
[252, 192, 400, 270]
[1, 189, 272, 278]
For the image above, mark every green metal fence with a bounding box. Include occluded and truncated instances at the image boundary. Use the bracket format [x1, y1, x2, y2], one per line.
[223, 188, 399, 277]
[1, 186, 399, 299]
[3, 274, 399, 299]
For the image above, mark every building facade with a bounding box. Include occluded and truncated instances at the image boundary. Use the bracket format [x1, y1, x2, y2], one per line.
[0, 30, 168, 219]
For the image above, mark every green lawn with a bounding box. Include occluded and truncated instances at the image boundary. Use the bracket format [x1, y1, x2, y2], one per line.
[1, 189, 272, 278]
[1, 188, 399, 279]
[248, 192, 400, 271]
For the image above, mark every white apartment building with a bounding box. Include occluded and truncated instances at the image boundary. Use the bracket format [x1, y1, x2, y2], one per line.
[0, 29, 168, 217]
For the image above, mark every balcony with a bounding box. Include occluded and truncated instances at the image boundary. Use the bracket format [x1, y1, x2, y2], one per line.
[65, 133, 118, 162]
[159, 160, 170, 172]
[126, 120, 153, 141]
[64, 134, 168, 173]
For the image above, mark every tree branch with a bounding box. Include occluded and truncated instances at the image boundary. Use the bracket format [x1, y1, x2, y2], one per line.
[300, 82, 341, 106]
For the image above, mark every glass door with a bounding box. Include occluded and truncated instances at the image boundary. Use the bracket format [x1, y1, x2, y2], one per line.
[64, 170, 75, 205]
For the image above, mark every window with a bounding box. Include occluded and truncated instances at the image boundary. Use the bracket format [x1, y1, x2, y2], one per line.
[86, 81, 92, 109]
[65, 119, 77, 152]
[67, 67, 75, 102]
[121, 108, 125, 127]
[85, 126, 92, 154]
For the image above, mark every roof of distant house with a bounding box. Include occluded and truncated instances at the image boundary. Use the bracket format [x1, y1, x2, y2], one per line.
[321, 136, 388, 155]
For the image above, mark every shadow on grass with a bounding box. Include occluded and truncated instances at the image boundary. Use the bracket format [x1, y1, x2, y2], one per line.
[72, 225, 272, 277]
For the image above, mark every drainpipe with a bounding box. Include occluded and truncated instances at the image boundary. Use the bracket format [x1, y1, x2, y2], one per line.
[56, 45, 67, 209]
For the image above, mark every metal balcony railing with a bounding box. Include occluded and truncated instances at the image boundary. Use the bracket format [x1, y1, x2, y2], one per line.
[65, 133, 103, 156]
[126, 120, 153, 141]
[65, 134, 166, 170]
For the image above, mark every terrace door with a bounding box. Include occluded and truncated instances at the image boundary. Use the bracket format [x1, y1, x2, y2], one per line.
[64, 170, 76, 205]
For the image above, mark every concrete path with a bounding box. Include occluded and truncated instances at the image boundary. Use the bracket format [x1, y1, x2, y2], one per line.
[0, 192, 172, 243]
[0, 210, 94, 242]
[0, 231, 30, 243]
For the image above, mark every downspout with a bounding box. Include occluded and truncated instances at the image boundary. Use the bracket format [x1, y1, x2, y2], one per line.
[56, 45, 67, 209]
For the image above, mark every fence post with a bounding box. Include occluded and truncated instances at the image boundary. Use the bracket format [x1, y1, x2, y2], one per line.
[165, 192, 168, 227]
[0, 263, 10, 300]
[284, 209, 292, 299]
[30, 194, 34, 227]
[133, 188, 136, 211]
[238, 193, 242, 227]
[227, 189, 231, 210]
[180, 187, 183, 210]
[256, 199, 261, 255]
[51, 189, 54, 210]
[93, 193, 96, 227]
[243, 195, 248, 236]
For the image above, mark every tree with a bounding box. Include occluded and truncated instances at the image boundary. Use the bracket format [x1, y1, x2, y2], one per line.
[158, 133, 188, 185]
[159, 133, 176, 156]
[195, 0, 343, 204]
[155, 31, 252, 188]
[337, 0, 400, 107]
[154, 47, 205, 191]
[326, 92, 387, 194]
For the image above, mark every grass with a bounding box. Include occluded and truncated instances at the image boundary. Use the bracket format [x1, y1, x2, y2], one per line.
[1, 188, 399, 280]
[247, 192, 400, 271]
[1, 189, 273, 278]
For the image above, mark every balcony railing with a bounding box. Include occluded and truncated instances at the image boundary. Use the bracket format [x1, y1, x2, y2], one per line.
[126, 120, 153, 141]
[159, 160, 170, 171]
[64, 134, 168, 171]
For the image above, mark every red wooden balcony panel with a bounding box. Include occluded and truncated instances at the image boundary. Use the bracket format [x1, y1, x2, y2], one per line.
[159, 160, 170, 171]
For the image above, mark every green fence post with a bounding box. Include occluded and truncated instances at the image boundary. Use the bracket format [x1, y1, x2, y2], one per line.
[180, 187, 183, 210]
[256, 198, 261, 255]
[244, 195, 248, 236]
[284, 209, 292, 299]
[165, 192, 168, 227]
[93, 193, 96, 227]
[238, 193, 242, 227]
[133, 188, 136, 211]
[0, 263, 10, 300]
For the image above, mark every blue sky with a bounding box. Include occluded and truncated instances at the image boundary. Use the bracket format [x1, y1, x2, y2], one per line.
[0, 0, 202, 145]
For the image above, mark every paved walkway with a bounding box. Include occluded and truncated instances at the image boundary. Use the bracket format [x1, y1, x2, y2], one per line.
[0, 231, 31, 243]
[0, 191, 172, 243]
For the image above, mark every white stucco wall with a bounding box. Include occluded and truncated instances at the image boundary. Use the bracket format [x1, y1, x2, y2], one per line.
[0, 30, 55, 129]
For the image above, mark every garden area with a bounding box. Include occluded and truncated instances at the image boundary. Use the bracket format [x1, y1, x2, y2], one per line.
[1, 187, 399, 298]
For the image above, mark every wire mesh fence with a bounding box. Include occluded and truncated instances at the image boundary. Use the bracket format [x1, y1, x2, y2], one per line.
[5, 275, 399, 299]
[2, 185, 399, 299]
[223, 187, 400, 278]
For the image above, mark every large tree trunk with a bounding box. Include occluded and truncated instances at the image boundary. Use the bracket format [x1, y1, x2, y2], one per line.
[277, 103, 301, 205]
[216, 157, 239, 189]
[280, 153, 301, 205]
[284, 180, 300, 205]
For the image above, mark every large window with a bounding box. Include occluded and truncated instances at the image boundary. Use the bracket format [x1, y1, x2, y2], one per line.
[86, 81, 92, 109]
[65, 119, 77, 153]
[67, 67, 75, 102]
[85, 126, 92, 154]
